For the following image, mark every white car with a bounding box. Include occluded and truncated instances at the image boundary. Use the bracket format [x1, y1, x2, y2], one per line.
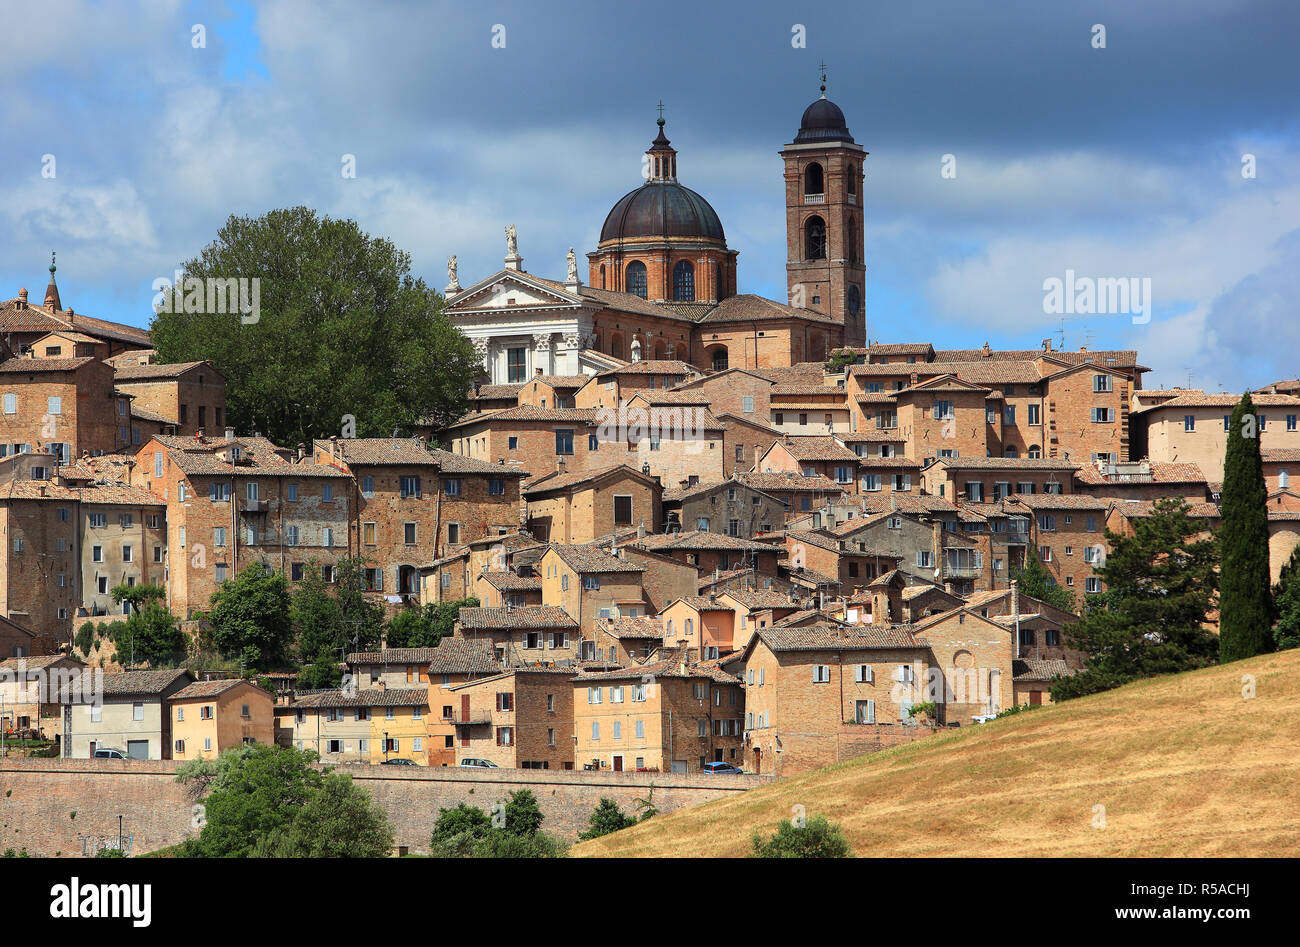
[457, 758, 499, 768]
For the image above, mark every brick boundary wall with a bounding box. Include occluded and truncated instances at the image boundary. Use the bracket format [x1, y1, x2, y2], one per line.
[0, 759, 770, 856]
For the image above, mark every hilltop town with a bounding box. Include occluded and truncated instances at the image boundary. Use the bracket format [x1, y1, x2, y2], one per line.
[0, 88, 1292, 791]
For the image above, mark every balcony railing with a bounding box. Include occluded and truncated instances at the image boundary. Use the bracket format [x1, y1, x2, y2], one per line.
[804, 193, 825, 205]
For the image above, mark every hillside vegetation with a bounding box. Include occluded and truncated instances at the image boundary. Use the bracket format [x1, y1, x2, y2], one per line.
[575, 650, 1300, 857]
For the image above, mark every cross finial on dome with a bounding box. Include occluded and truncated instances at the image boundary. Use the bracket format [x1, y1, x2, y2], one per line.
[819, 63, 827, 98]
[49, 250, 57, 275]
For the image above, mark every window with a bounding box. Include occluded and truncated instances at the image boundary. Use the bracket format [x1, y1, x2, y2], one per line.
[442, 478, 461, 496]
[555, 430, 574, 455]
[361, 476, 375, 497]
[935, 400, 954, 420]
[399, 476, 422, 498]
[582, 575, 600, 591]
[1, 394, 13, 414]
[507, 346, 527, 383]
[1093, 374, 1113, 393]
[1288, 415, 1298, 432]
[862, 474, 882, 492]
[1039, 514, 1056, 531]
[286, 525, 299, 546]
[1004, 405, 1016, 425]
[613, 495, 632, 525]
[1086, 577, 1102, 594]
[855, 700, 875, 724]
[1039, 546, 1052, 563]
[812, 665, 831, 683]
[1092, 407, 1113, 423]
[742, 395, 754, 414]
[322, 484, 333, 502]
[122, 544, 133, 562]
[488, 477, 505, 495]
[1027, 404, 1040, 426]
[1184, 415, 1195, 432]
[214, 527, 227, 547]
[133, 702, 145, 721]
[804, 161, 824, 196]
[246, 481, 259, 501]
[446, 523, 459, 544]
[625, 261, 648, 298]
[672, 260, 695, 301]
[804, 216, 826, 259]
[215, 564, 228, 583]
[209, 482, 230, 502]
[404, 522, 417, 544]
[916, 551, 932, 568]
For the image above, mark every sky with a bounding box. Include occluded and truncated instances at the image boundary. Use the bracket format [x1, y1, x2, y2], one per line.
[1, 0, 1297, 392]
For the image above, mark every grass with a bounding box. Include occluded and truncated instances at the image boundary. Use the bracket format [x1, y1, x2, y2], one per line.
[574, 649, 1300, 858]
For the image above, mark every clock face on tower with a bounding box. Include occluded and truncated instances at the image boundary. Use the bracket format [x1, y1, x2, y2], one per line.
[847, 283, 861, 317]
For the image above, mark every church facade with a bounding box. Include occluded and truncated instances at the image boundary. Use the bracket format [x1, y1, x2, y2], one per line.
[445, 87, 867, 383]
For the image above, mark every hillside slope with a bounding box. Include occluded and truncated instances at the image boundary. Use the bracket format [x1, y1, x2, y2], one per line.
[575, 650, 1300, 857]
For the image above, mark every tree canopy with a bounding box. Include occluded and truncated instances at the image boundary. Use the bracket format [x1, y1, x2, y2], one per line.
[1052, 498, 1219, 700]
[207, 564, 293, 670]
[1219, 391, 1275, 661]
[1011, 547, 1076, 614]
[149, 206, 479, 446]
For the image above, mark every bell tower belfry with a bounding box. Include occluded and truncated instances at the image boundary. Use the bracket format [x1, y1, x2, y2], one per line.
[781, 70, 867, 347]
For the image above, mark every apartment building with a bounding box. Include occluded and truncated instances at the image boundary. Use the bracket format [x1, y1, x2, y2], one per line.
[573, 649, 744, 773]
[921, 457, 1079, 502]
[523, 463, 660, 543]
[63, 668, 194, 760]
[135, 433, 352, 617]
[455, 605, 581, 665]
[661, 478, 786, 537]
[1011, 494, 1111, 601]
[284, 688, 431, 764]
[445, 667, 576, 769]
[313, 437, 527, 599]
[111, 360, 226, 438]
[169, 678, 275, 760]
[630, 529, 782, 577]
[539, 544, 647, 641]
[1134, 391, 1300, 481]
[0, 355, 128, 460]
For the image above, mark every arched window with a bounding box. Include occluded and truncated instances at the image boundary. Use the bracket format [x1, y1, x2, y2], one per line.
[711, 347, 728, 372]
[672, 260, 695, 301]
[1028, 445, 1042, 459]
[610, 332, 624, 360]
[599, 264, 606, 289]
[847, 217, 858, 264]
[805, 216, 826, 260]
[848, 165, 857, 194]
[714, 262, 723, 300]
[626, 261, 647, 298]
[804, 162, 824, 196]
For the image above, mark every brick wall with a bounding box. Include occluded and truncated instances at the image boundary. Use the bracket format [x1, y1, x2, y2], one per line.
[0, 758, 768, 854]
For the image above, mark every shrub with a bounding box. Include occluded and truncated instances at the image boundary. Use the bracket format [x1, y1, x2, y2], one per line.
[750, 816, 851, 858]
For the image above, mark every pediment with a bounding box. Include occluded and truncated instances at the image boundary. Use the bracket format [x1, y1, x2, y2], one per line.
[448, 271, 580, 313]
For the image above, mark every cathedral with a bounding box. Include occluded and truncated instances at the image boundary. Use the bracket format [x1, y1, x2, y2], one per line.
[444, 83, 868, 383]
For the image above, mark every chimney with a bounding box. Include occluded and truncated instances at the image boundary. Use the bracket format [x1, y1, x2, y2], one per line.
[909, 372, 918, 387]
[1042, 338, 1052, 352]
[225, 426, 235, 442]
[535, 367, 543, 377]
[1010, 578, 1020, 622]
[329, 435, 338, 461]
[16, 288, 27, 309]
[637, 520, 646, 539]
[981, 341, 991, 357]
[296, 443, 305, 461]
[556, 457, 566, 474]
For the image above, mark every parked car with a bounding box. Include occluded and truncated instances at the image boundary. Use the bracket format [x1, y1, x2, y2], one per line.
[92, 748, 127, 759]
[457, 758, 499, 768]
[381, 758, 417, 766]
[701, 762, 745, 775]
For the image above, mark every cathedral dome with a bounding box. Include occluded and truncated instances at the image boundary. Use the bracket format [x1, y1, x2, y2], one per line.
[794, 97, 854, 144]
[599, 181, 726, 245]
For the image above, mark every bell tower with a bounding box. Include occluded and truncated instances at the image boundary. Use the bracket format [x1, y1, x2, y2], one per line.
[781, 71, 867, 347]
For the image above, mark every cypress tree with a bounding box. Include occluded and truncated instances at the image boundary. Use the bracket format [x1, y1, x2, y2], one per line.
[1219, 391, 1275, 661]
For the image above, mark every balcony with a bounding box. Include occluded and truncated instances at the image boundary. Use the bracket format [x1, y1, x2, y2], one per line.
[804, 193, 825, 205]
[240, 498, 269, 514]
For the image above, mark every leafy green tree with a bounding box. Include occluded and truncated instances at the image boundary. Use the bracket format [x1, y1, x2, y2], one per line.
[74, 622, 95, 657]
[1052, 498, 1219, 701]
[296, 655, 343, 690]
[469, 830, 567, 858]
[109, 600, 186, 667]
[111, 582, 167, 613]
[290, 564, 346, 664]
[501, 789, 545, 838]
[208, 564, 292, 669]
[429, 803, 494, 857]
[1272, 546, 1300, 650]
[335, 557, 385, 654]
[1011, 547, 1076, 613]
[149, 206, 479, 446]
[1219, 392, 1276, 661]
[750, 816, 851, 858]
[263, 772, 393, 858]
[578, 798, 639, 840]
[177, 745, 323, 858]
[385, 597, 477, 649]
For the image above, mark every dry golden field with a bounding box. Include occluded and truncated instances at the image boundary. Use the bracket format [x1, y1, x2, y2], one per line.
[574, 650, 1300, 858]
